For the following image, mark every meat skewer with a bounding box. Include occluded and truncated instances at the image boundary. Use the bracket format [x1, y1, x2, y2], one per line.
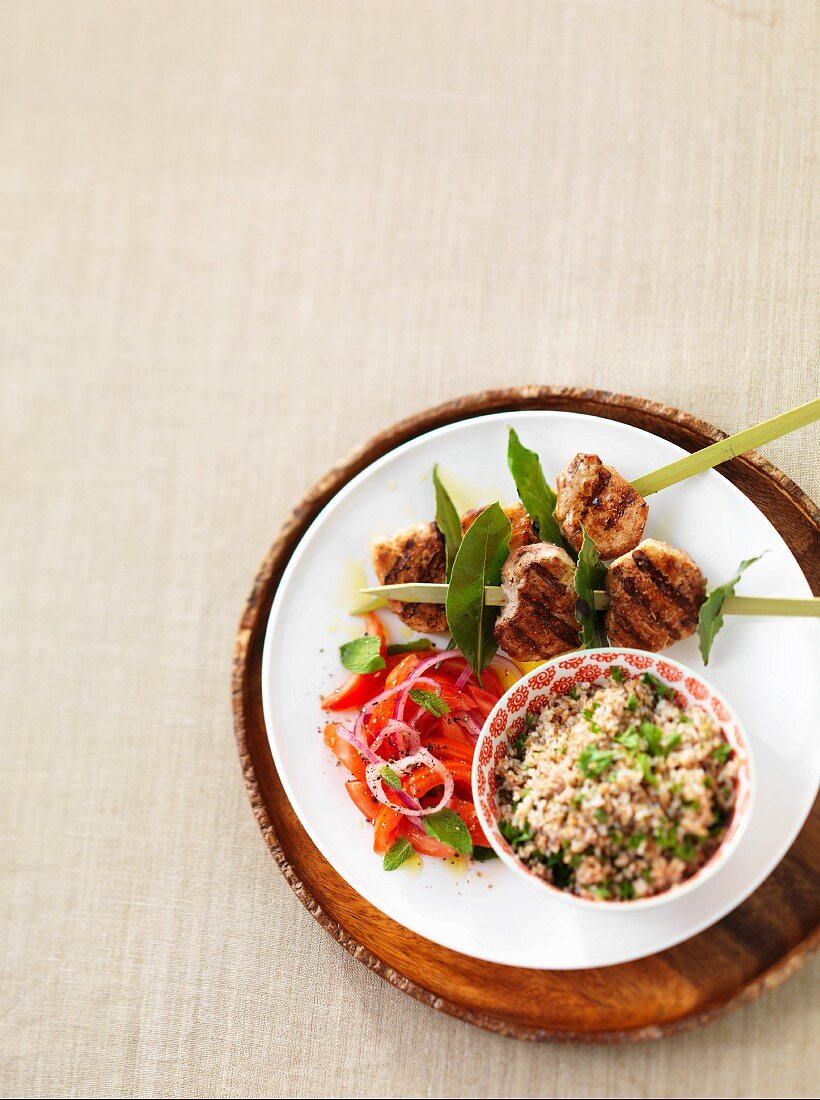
[363, 538, 819, 660]
[555, 397, 820, 558]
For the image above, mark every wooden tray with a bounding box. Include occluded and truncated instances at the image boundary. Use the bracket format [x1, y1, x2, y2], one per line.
[232, 387, 820, 1042]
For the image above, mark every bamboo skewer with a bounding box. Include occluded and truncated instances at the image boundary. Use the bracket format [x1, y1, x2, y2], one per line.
[360, 584, 820, 617]
[631, 397, 820, 496]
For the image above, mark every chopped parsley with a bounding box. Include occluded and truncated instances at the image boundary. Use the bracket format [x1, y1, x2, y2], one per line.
[617, 880, 636, 899]
[654, 822, 679, 850]
[636, 751, 656, 785]
[577, 745, 616, 778]
[615, 725, 641, 753]
[712, 741, 732, 764]
[641, 672, 671, 698]
[640, 720, 664, 756]
[609, 665, 625, 683]
[499, 819, 534, 848]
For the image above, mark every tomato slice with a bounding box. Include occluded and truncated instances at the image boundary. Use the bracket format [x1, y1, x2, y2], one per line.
[386, 653, 420, 688]
[421, 737, 474, 764]
[324, 723, 367, 781]
[480, 666, 504, 697]
[345, 779, 380, 821]
[363, 612, 388, 652]
[400, 821, 455, 858]
[321, 671, 386, 712]
[450, 796, 489, 848]
[466, 684, 498, 719]
[442, 759, 473, 794]
[373, 805, 402, 854]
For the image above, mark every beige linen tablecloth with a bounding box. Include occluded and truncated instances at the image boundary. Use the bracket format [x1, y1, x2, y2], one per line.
[2, 2, 818, 1096]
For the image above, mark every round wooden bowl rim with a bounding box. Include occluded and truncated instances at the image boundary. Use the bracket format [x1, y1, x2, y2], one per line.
[231, 385, 819, 1043]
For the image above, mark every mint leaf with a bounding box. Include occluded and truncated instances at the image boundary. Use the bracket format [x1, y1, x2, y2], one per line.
[697, 555, 764, 665]
[472, 846, 498, 862]
[382, 837, 414, 871]
[433, 464, 462, 581]
[506, 427, 568, 549]
[424, 807, 473, 855]
[408, 687, 450, 717]
[339, 634, 386, 674]
[574, 526, 608, 648]
[379, 764, 402, 790]
[445, 503, 511, 681]
[385, 639, 434, 656]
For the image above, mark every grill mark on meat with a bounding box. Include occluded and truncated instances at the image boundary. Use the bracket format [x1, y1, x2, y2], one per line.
[383, 530, 445, 586]
[632, 549, 700, 624]
[615, 572, 668, 635]
[607, 604, 655, 648]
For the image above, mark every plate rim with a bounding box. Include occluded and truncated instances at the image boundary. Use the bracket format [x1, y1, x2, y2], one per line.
[232, 385, 820, 1043]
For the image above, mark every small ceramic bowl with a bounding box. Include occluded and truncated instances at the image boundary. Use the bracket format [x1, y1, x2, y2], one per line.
[472, 648, 753, 910]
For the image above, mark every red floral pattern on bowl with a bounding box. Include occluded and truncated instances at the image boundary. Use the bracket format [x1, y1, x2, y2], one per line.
[471, 648, 754, 910]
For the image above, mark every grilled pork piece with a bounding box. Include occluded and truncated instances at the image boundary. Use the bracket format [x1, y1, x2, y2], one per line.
[605, 539, 705, 651]
[555, 454, 648, 559]
[494, 543, 580, 661]
[461, 503, 538, 550]
[371, 522, 447, 633]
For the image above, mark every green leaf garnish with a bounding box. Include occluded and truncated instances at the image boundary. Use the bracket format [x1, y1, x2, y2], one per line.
[617, 880, 636, 899]
[574, 526, 608, 648]
[432, 464, 462, 581]
[339, 634, 386, 674]
[663, 731, 682, 753]
[609, 665, 625, 683]
[697, 555, 764, 665]
[445, 503, 511, 681]
[641, 672, 671, 698]
[626, 693, 639, 712]
[506, 427, 568, 549]
[636, 752, 656, 785]
[712, 741, 732, 764]
[577, 745, 615, 778]
[408, 687, 450, 717]
[472, 846, 499, 862]
[614, 725, 641, 753]
[654, 822, 678, 850]
[379, 764, 403, 791]
[640, 720, 664, 756]
[382, 837, 414, 871]
[424, 807, 473, 855]
[544, 851, 575, 889]
[499, 819, 534, 847]
[385, 639, 434, 656]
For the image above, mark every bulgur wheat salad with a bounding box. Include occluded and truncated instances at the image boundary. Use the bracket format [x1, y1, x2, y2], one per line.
[495, 669, 738, 900]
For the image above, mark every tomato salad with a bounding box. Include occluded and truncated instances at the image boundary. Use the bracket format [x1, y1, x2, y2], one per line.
[321, 613, 520, 870]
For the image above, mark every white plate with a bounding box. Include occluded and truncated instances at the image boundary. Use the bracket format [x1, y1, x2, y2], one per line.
[261, 412, 820, 969]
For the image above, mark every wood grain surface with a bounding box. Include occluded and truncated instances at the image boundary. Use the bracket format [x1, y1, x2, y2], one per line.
[232, 387, 820, 1043]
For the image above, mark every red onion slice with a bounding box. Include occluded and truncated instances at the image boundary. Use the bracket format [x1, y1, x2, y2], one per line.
[364, 748, 453, 817]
